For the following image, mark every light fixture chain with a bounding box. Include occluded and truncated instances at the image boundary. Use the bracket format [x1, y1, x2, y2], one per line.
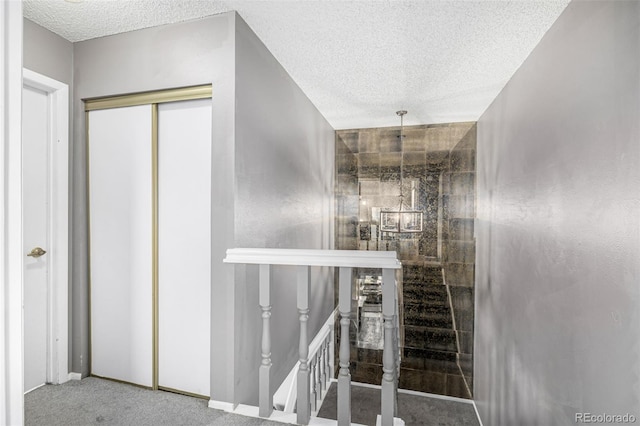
[396, 110, 407, 212]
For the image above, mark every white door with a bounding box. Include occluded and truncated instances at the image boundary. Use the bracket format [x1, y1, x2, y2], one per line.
[89, 105, 154, 387]
[158, 98, 212, 397]
[22, 85, 50, 393]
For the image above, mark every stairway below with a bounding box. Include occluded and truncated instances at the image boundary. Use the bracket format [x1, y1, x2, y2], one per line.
[336, 264, 472, 399]
[397, 264, 471, 398]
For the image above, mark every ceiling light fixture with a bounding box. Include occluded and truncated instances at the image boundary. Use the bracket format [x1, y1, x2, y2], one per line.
[380, 110, 423, 234]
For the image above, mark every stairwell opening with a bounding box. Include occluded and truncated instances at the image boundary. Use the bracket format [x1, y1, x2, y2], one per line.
[335, 122, 477, 399]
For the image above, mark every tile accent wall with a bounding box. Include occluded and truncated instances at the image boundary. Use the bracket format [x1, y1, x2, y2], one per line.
[335, 134, 359, 251]
[443, 125, 476, 393]
[335, 122, 476, 399]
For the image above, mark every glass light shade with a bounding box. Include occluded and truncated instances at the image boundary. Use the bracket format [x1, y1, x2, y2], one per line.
[380, 210, 423, 233]
[380, 211, 400, 232]
[400, 210, 423, 232]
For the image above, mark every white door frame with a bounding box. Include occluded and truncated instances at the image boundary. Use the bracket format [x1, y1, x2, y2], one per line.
[1, 2, 24, 424]
[23, 68, 70, 386]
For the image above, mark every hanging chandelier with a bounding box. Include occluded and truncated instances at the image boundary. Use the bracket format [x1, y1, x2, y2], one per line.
[379, 111, 423, 233]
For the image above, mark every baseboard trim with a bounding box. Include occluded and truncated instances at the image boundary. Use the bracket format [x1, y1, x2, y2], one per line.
[346, 380, 474, 405]
[24, 383, 46, 394]
[68, 372, 82, 381]
[397, 387, 474, 404]
[472, 400, 484, 426]
[208, 399, 236, 411]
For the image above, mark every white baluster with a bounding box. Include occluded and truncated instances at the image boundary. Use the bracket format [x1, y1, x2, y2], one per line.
[297, 265, 311, 425]
[315, 351, 322, 403]
[259, 264, 273, 417]
[319, 339, 326, 392]
[325, 338, 331, 387]
[337, 267, 352, 426]
[381, 268, 397, 426]
[310, 356, 318, 412]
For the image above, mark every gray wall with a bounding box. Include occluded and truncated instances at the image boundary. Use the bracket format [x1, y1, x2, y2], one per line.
[24, 19, 73, 86]
[442, 125, 476, 394]
[231, 14, 335, 405]
[73, 12, 334, 405]
[475, 1, 640, 424]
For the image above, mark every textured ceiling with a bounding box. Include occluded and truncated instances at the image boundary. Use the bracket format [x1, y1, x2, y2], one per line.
[23, 0, 570, 129]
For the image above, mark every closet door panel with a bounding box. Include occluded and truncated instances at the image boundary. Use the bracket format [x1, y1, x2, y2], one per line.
[158, 99, 212, 396]
[89, 105, 153, 387]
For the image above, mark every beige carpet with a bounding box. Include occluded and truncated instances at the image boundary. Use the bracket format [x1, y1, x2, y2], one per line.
[26, 376, 480, 426]
[25, 377, 292, 426]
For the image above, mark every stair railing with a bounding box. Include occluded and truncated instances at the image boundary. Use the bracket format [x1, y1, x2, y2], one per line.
[223, 248, 403, 426]
[273, 318, 333, 414]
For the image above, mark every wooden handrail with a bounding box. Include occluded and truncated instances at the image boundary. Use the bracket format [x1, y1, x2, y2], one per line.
[224, 248, 401, 269]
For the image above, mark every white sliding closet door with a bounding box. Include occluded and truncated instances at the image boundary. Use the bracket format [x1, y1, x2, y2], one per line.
[158, 99, 212, 396]
[89, 105, 153, 387]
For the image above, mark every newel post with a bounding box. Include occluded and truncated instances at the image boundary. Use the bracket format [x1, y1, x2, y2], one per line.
[381, 267, 397, 425]
[297, 265, 311, 425]
[258, 264, 273, 417]
[337, 266, 352, 426]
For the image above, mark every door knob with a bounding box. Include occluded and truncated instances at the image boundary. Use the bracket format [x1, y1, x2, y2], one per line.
[27, 247, 47, 258]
